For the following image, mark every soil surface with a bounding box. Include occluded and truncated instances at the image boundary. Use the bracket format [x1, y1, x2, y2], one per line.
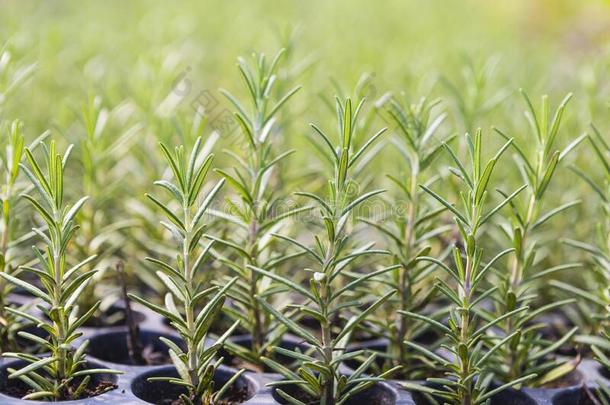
[274, 384, 393, 405]
[155, 385, 250, 405]
[4, 380, 116, 400]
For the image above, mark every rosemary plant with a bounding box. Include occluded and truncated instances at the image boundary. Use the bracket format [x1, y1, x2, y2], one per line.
[489, 91, 585, 386]
[251, 97, 399, 405]
[0, 140, 120, 400]
[360, 94, 452, 377]
[0, 120, 47, 352]
[207, 49, 306, 366]
[129, 137, 243, 405]
[556, 125, 610, 368]
[0, 120, 26, 352]
[73, 96, 139, 324]
[441, 56, 509, 134]
[404, 129, 534, 405]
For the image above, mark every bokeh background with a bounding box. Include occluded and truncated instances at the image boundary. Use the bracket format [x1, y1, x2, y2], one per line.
[1, 0, 609, 293]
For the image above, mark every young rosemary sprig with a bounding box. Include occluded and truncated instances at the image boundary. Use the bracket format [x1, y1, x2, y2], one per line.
[129, 137, 243, 405]
[360, 94, 451, 377]
[490, 91, 585, 385]
[73, 96, 140, 322]
[0, 140, 121, 401]
[0, 120, 48, 352]
[557, 125, 610, 368]
[251, 97, 399, 405]
[404, 129, 533, 405]
[441, 56, 509, 133]
[0, 120, 26, 352]
[207, 49, 306, 366]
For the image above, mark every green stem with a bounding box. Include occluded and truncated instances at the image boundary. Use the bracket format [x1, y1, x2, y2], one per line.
[182, 206, 200, 398]
[320, 277, 335, 405]
[396, 162, 419, 368]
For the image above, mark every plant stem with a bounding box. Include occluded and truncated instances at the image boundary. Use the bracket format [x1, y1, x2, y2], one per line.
[0, 181, 11, 350]
[396, 162, 418, 367]
[320, 275, 335, 405]
[118, 261, 143, 365]
[182, 205, 200, 397]
[460, 253, 473, 405]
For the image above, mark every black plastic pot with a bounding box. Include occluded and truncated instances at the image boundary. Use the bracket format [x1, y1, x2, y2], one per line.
[86, 329, 185, 366]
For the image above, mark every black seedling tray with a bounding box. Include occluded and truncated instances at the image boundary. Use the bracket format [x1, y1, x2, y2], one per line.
[0, 297, 605, 405]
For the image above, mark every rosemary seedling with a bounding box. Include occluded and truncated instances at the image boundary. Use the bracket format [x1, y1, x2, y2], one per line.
[404, 129, 534, 405]
[490, 91, 585, 386]
[0, 120, 26, 352]
[251, 97, 399, 405]
[360, 94, 452, 377]
[129, 137, 244, 405]
[73, 96, 140, 324]
[0, 120, 47, 353]
[557, 125, 610, 369]
[0, 140, 121, 401]
[207, 49, 306, 367]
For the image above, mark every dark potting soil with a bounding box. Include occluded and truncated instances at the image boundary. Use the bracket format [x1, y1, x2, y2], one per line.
[0, 360, 118, 400]
[410, 383, 536, 405]
[131, 366, 253, 405]
[4, 380, 117, 401]
[273, 383, 395, 405]
[155, 385, 250, 405]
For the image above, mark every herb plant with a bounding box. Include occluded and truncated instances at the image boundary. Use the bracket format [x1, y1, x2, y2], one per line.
[1, 140, 120, 400]
[207, 49, 306, 367]
[72, 96, 140, 324]
[0, 120, 47, 353]
[404, 129, 534, 405]
[251, 97, 399, 405]
[490, 91, 585, 386]
[359, 94, 452, 378]
[129, 137, 244, 405]
[556, 125, 610, 369]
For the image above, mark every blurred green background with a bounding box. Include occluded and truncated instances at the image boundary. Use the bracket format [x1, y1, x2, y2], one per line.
[1, 0, 609, 284]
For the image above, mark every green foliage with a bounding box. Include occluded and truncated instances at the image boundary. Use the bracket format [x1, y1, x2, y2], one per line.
[257, 97, 397, 405]
[359, 94, 452, 377]
[489, 92, 584, 386]
[207, 49, 306, 366]
[404, 129, 533, 405]
[129, 137, 242, 405]
[0, 120, 48, 352]
[73, 95, 140, 320]
[0, 140, 121, 400]
[558, 124, 610, 372]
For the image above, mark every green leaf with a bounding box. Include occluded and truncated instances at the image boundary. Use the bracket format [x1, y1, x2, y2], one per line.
[248, 265, 316, 302]
[146, 193, 186, 231]
[256, 298, 321, 347]
[9, 357, 57, 379]
[335, 290, 395, 342]
[420, 185, 468, 225]
[0, 272, 49, 303]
